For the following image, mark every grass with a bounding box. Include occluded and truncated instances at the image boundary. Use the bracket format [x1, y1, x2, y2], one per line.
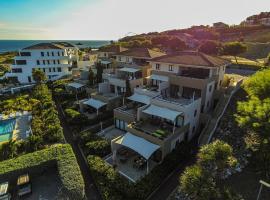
[241, 42, 270, 59]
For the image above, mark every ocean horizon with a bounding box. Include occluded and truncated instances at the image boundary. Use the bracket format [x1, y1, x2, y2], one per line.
[0, 40, 111, 53]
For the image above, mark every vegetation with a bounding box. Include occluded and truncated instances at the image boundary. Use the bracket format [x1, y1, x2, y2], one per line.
[32, 69, 47, 83]
[0, 144, 85, 199]
[0, 84, 64, 160]
[88, 68, 95, 86]
[180, 140, 241, 200]
[235, 69, 270, 177]
[221, 42, 247, 65]
[198, 40, 221, 55]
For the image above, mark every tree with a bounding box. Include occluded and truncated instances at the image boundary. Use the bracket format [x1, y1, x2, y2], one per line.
[96, 62, 103, 83]
[125, 79, 132, 97]
[88, 68, 95, 86]
[0, 140, 17, 160]
[32, 68, 47, 84]
[198, 40, 221, 55]
[197, 140, 238, 179]
[221, 42, 247, 65]
[180, 165, 218, 200]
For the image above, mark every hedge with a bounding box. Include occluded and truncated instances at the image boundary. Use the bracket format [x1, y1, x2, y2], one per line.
[88, 142, 192, 200]
[0, 144, 85, 199]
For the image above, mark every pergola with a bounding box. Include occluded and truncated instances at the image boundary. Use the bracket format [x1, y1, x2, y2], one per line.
[112, 132, 160, 174]
[82, 98, 107, 115]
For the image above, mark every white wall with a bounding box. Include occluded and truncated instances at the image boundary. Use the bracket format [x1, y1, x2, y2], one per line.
[204, 80, 215, 113]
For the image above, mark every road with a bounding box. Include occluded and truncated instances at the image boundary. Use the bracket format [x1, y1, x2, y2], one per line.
[55, 101, 102, 200]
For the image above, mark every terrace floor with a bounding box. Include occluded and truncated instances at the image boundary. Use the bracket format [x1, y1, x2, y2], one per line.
[23, 170, 62, 200]
[99, 126, 125, 141]
[106, 154, 158, 182]
[13, 114, 31, 140]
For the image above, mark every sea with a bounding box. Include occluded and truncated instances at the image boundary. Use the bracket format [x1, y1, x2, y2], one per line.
[0, 40, 111, 53]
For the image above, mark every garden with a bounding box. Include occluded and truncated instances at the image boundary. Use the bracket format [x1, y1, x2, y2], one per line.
[0, 83, 64, 161]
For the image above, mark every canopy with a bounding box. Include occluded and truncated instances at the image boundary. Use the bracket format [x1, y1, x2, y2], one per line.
[83, 98, 107, 109]
[128, 93, 151, 105]
[67, 82, 85, 89]
[143, 105, 182, 121]
[100, 60, 111, 65]
[148, 74, 168, 82]
[115, 132, 160, 159]
[119, 67, 140, 73]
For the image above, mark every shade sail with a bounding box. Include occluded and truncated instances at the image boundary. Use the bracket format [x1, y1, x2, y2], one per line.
[143, 105, 182, 121]
[115, 132, 160, 159]
[148, 74, 168, 82]
[67, 82, 85, 89]
[83, 98, 107, 109]
[119, 67, 140, 73]
[100, 60, 111, 65]
[128, 93, 151, 105]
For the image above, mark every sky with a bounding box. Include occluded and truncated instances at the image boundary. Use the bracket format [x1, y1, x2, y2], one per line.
[0, 0, 270, 40]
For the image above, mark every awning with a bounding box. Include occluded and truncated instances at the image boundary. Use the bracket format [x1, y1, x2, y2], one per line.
[119, 67, 140, 73]
[83, 98, 107, 109]
[100, 60, 111, 65]
[143, 105, 183, 121]
[67, 82, 85, 89]
[128, 93, 151, 105]
[148, 74, 168, 82]
[115, 132, 160, 159]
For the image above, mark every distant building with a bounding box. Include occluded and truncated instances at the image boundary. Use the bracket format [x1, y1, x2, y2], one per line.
[6, 42, 79, 83]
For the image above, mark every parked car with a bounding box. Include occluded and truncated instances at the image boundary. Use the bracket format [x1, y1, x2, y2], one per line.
[17, 174, 32, 197]
[0, 182, 11, 200]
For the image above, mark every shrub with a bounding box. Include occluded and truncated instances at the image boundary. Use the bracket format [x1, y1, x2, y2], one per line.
[86, 140, 111, 157]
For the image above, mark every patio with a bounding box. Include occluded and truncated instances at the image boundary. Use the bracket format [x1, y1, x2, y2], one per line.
[106, 148, 158, 182]
[98, 126, 125, 141]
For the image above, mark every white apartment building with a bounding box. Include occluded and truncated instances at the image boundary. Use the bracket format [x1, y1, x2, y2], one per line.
[6, 42, 79, 83]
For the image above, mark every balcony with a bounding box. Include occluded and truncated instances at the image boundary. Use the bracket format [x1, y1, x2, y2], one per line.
[127, 120, 189, 144]
[114, 105, 137, 123]
[152, 95, 194, 106]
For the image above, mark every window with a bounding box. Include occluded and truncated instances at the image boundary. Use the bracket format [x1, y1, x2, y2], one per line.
[209, 85, 212, 92]
[47, 52, 49, 56]
[194, 109, 197, 117]
[201, 105, 204, 113]
[53, 60, 55, 64]
[62, 52, 64, 56]
[156, 64, 160, 70]
[49, 68, 51, 72]
[126, 57, 130, 62]
[52, 52, 54, 56]
[53, 68, 56, 72]
[20, 52, 31, 56]
[57, 52, 60, 56]
[68, 67, 72, 71]
[12, 68, 22, 73]
[15, 60, 27, 65]
[119, 56, 122, 61]
[169, 65, 173, 71]
[41, 52, 44, 57]
[219, 80, 222, 86]
[57, 67, 62, 72]
[104, 53, 107, 57]
[57, 60, 60, 64]
[43, 60, 45, 65]
[37, 60, 40, 65]
[43, 68, 46, 73]
[28, 76, 32, 83]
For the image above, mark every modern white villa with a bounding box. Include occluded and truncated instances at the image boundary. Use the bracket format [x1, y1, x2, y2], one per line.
[5, 42, 79, 83]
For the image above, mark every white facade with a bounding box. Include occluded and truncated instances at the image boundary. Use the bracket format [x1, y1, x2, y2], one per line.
[6, 43, 78, 83]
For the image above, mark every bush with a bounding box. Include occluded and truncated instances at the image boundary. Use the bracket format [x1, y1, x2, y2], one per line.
[86, 140, 111, 157]
[0, 144, 85, 199]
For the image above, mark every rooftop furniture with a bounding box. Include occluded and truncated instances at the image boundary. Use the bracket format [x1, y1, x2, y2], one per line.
[17, 174, 32, 197]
